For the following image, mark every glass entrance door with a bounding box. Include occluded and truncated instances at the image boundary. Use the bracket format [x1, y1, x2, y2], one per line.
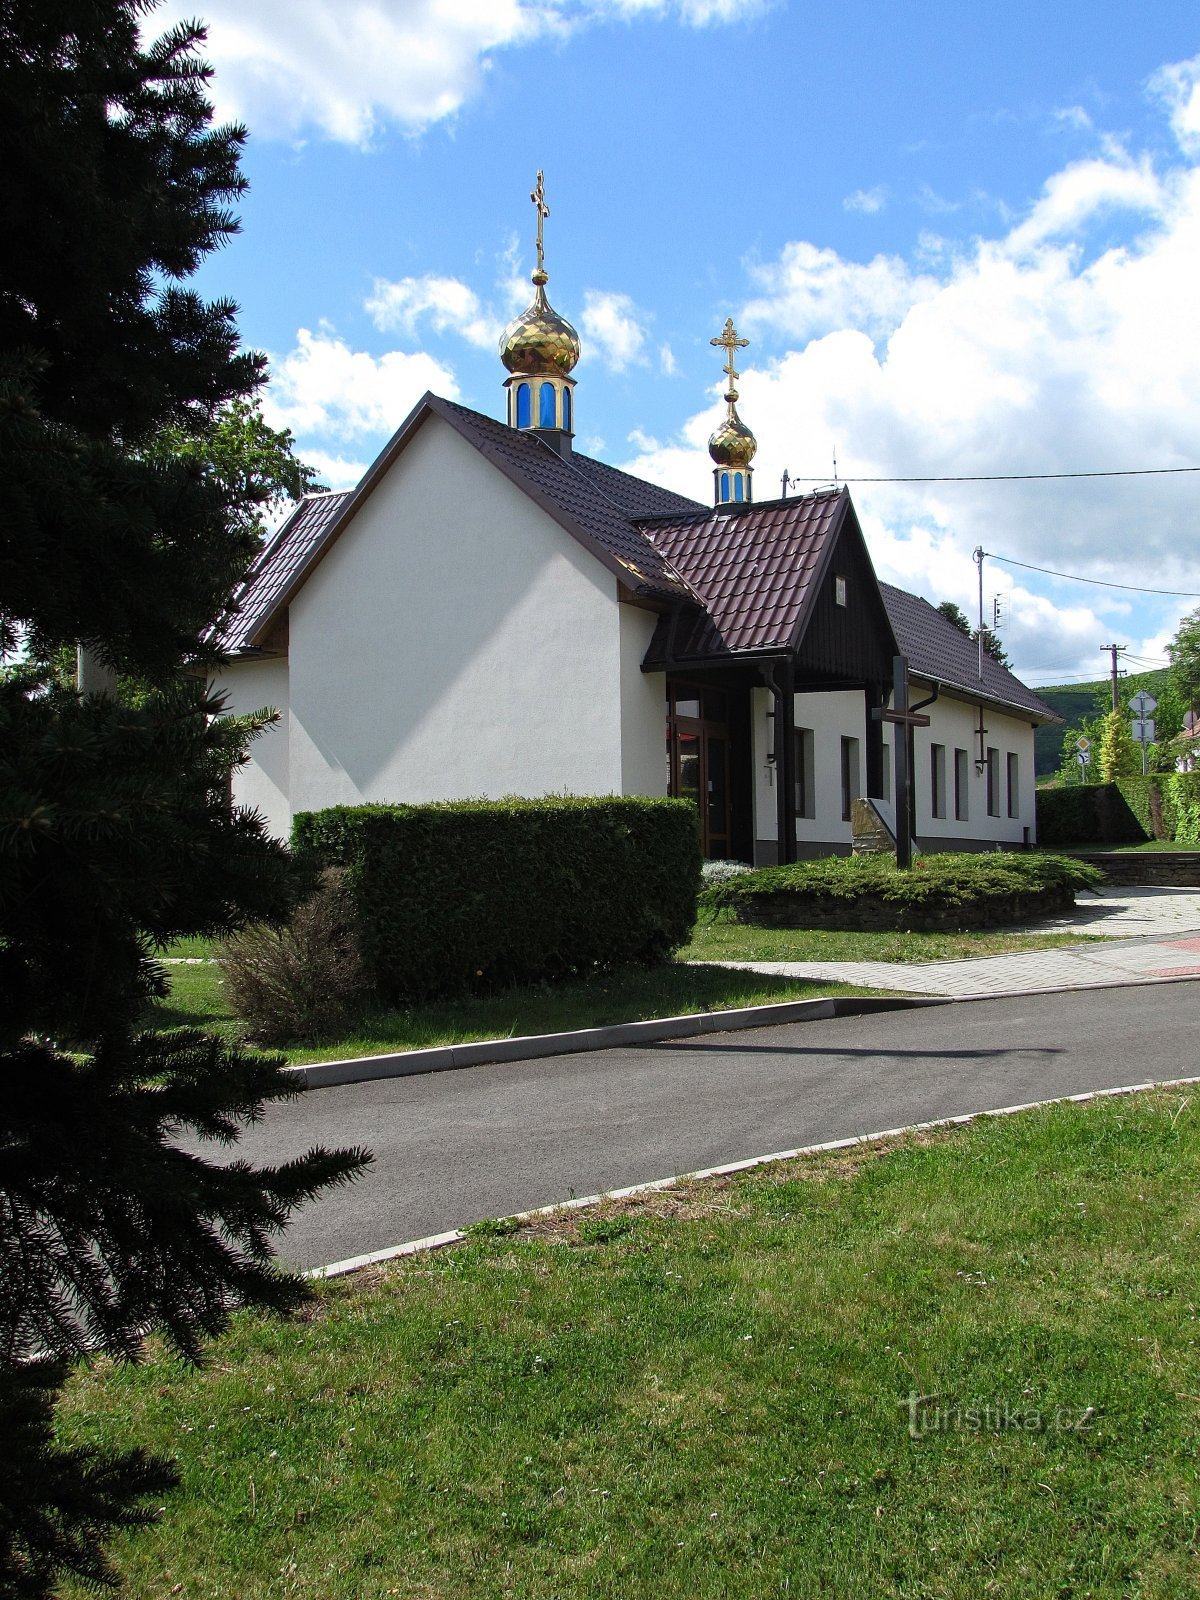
[667, 684, 732, 858]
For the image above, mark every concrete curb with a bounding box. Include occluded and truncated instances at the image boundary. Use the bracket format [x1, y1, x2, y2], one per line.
[310, 1073, 1200, 1280]
[284, 993, 950, 1090]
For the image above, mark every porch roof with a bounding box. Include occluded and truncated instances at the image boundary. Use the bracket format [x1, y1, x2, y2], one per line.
[638, 488, 852, 663]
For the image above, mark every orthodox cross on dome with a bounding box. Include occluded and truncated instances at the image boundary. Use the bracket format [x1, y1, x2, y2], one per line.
[710, 317, 749, 411]
[531, 169, 550, 280]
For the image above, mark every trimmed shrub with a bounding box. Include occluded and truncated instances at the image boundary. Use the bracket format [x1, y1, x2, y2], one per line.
[292, 796, 701, 1003]
[700, 851, 1103, 932]
[219, 870, 367, 1044]
[1036, 773, 1200, 846]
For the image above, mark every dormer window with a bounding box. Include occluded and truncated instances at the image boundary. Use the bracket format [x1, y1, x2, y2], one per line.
[835, 574, 848, 607]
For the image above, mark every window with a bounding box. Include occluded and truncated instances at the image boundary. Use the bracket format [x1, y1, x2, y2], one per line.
[794, 727, 816, 819]
[841, 735, 861, 822]
[986, 746, 1000, 816]
[720, 471, 730, 501]
[834, 574, 848, 606]
[954, 748, 969, 821]
[539, 380, 557, 428]
[562, 387, 572, 432]
[1007, 751, 1020, 818]
[930, 743, 947, 820]
[516, 382, 531, 428]
[733, 473, 744, 503]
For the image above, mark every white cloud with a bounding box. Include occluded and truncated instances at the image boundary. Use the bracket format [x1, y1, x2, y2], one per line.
[580, 290, 650, 371]
[148, 0, 763, 145]
[659, 342, 678, 376]
[844, 186, 886, 215]
[365, 274, 501, 349]
[742, 242, 939, 344]
[263, 327, 459, 442]
[303, 450, 371, 491]
[1152, 54, 1200, 156]
[624, 78, 1200, 682]
[1002, 152, 1163, 253]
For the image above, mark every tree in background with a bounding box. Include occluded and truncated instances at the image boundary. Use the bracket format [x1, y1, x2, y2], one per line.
[144, 396, 324, 548]
[0, 5, 367, 1594]
[934, 602, 1011, 668]
[936, 601, 972, 636]
[1168, 607, 1200, 714]
[1097, 708, 1140, 782]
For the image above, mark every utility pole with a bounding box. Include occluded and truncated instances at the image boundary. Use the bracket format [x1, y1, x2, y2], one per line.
[973, 547, 985, 681]
[1102, 644, 1125, 711]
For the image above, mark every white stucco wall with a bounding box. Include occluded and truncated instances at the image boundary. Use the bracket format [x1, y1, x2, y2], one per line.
[619, 604, 668, 797]
[277, 415, 636, 820]
[911, 688, 1037, 847]
[217, 656, 292, 841]
[750, 680, 1037, 855]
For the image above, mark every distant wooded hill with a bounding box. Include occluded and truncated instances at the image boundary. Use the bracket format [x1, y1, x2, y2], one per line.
[1032, 668, 1172, 777]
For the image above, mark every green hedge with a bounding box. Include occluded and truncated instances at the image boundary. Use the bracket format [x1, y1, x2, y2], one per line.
[292, 796, 701, 1003]
[700, 851, 1103, 932]
[1036, 774, 1200, 846]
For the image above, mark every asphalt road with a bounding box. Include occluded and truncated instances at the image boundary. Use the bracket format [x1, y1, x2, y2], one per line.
[229, 982, 1200, 1272]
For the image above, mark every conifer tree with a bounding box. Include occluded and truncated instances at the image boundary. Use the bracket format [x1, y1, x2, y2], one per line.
[1098, 709, 1138, 782]
[0, 4, 368, 1592]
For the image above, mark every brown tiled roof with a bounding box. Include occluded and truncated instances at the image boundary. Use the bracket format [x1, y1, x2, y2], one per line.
[213, 396, 1056, 727]
[640, 488, 850, 661]
[220, 394, 702, 653]
[217, 489, 351, 653]
[879, 582, 1060, 722]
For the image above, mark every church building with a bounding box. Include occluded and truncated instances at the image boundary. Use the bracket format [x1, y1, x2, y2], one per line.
[216, 175, 1056, 863]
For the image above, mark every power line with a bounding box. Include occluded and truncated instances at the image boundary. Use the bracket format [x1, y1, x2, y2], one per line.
[983, 550, 1200, 598]
[796, 464, 1200, 484]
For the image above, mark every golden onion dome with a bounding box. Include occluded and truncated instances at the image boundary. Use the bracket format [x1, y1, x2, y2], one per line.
[499, 277, 581, 378]
[708, 404, 758, 469]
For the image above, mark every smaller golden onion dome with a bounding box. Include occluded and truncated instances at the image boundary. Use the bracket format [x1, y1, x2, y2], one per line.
[708, 404, 758, 469]
[499, 282, 581, 378]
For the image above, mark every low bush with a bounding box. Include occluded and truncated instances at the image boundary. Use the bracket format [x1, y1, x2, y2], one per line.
[700, 859, 755, 884]
[292, 796, 701, 1003]
[219, 870, 367, 1044]
[700, 851, 1104, 932]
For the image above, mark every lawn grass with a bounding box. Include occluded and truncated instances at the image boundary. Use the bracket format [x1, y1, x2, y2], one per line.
[148, 959, 881, 1066]
[60, 1088, 1200, 1598]
[680, 911, 1105, 965]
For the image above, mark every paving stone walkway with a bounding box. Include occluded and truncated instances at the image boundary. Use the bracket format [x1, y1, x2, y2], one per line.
[711, 887, 1200, 999]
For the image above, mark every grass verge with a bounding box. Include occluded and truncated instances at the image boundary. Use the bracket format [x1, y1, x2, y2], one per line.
[148, 960, 884, 1067]
[60, 1087, 1200, 1598]
[680, 913, 1105, 965]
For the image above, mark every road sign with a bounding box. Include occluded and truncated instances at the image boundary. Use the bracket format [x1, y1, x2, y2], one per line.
[1132, 718, 1155, 744]
[1077, 750, 1091, 765]
[1076, 735, 1091, 752]
[1130, 690, 1158, 717]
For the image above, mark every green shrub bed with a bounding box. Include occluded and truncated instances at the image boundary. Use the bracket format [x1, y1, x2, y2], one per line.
[292, 796, 701, 1003]
[700, 851, 1104, 932]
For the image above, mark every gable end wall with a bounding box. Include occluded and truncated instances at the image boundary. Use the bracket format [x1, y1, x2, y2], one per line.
[283, 415, 635, 814]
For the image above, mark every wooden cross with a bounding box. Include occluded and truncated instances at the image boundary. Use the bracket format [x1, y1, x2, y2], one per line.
[530, 170, 550, 276]
[710, 317, 749, 395]
[870, 655, 929, 869]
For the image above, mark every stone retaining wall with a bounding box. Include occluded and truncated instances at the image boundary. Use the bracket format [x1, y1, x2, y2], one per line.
[1073, 853, 1200, 889]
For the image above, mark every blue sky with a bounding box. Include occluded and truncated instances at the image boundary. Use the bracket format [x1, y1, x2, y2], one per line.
[152, 0, 1200, 687]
